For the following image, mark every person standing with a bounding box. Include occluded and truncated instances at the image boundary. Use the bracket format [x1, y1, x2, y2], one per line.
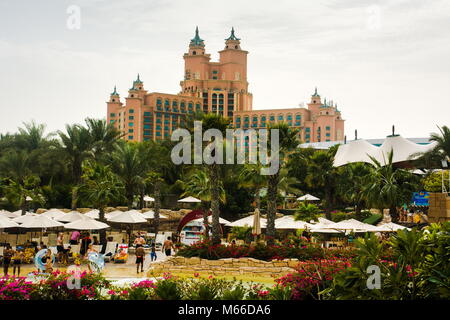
[150, 242, 157, 262]
[2, 245, 14, 276]
[12, 249, 24, 276]
[134, 233, 146, 248]
[80, 232, 92, 257]
[135, 245, 145, 273]
[162, 236, 176, 257]
[70, 230, 80, 245]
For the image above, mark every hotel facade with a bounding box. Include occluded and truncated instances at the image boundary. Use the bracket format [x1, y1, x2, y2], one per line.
[106, 28, 345, 143]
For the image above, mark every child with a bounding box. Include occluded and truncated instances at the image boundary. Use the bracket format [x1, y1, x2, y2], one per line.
[2, 245, 14, 276]
[135, 245, 145, 273]
[150, 242, 157, 262]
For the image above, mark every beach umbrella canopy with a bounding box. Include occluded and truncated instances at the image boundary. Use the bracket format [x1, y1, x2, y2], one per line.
[41, 209, 66, 220]
[84, 209, 100, 219]
[64, 215, 110, 230]
[252, 208, 262, 235]
[143, 196, 155, 202]
[178, 196, 201, 203]
[12, 212, 37, 224]
[309, 228, 344, 234]
[20, 215, 64, 229]
[192, 216, 230, 224]
[0, 210, 20, 219]
[329, 219, 381, 232]
[226, 214, 267, 228]
[56, 211, 86, 223]
[376, 222, 411, 232]
[297, 194, 320, 201]
[0, 216, 20, 228]
[105, 210, 124, 219]
[275, 216, 313, 229]
[107, 210, 147, 224]
[308, 217, 336, 229]
[141, 210, 168, 220]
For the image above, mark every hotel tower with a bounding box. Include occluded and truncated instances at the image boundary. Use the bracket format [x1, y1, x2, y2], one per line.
[107, 27, 344, 143]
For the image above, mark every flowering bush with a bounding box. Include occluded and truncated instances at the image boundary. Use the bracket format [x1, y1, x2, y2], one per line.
[274, 258, 352, 300]
[176, 240, 328, 261]
[0, 276, 34, 300]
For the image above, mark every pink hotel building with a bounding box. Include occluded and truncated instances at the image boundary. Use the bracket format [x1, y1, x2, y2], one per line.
[107, 28, 344, 143]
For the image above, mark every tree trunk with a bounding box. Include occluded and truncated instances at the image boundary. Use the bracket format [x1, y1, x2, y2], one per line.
[20, 200, 27, 215]
[127, 187, 133, 210]
[202, 204, 210, 240]
[266, 173, 279, 245]
[71, 186, 78, 210]
[98, 207, 107, 247]
[210, 164, 221, 245]
[139, 187, 145, 209]
[389, 206, 399, 223]
[153, 181, 161, 235]
[324, 189, 332, 220]
[255, 190, 261, 211]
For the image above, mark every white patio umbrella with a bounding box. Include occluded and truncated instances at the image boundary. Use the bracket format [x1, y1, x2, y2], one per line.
[141, 210, 168, 220]
[20, 215, 64, 229]
[329, 219, 381, 232]
[309, 228, 344, 234]
[0, 215, 20, 228]
[107, 210, 147, 224]
[308, 217, 336, 229]
[192, 216, 230, 224]
[64, 215, 110, 230]
[178, 196, 201, 203]
[105, 210, 124, 219]
[297, 194, 320, 201]
[12, 212, 37, 224]
[41, 209, 66, 220]
[226, 214, 267, 228]
[376, 222, 411, 232]
[275, 216, 313, 229]
[0, 210, 20, 219]
[143, 196, 155, 202]
[84, 209, 100, 219]
[56, 211, 86, 223]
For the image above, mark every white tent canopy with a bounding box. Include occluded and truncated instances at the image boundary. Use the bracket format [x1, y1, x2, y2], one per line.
[226, 214, 267, 228]
[0, 216, 20, 228]
[275, 216, 313, 229]
[56, 211, 86, 223]
[20, 215, 64, 229]
[333, 135, 438, 167]
[64, 215, 110, 230]
[105, 210, 125, 219]
[178, 196, 201, 203]
[107, 210, 147, 224]
[297, 194, 320, 201]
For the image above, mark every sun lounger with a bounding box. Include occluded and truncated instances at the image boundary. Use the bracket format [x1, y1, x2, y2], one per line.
[103, 241, 117, 262]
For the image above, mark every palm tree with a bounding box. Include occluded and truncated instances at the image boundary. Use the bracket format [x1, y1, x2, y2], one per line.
[337, 162, 371, 216]
[265, 123, 299, 243]
[179, 168, 226, 239]
[58, 124, 93, 209]
[145, 172, 164, 235]
[85, 118, 122, 161]
[363, 150, 419, 222]
[413, 125, 450, 168]
[238, 163, 266, 210]
[111, 142, 145, 209]
[79, 161, 124, 245]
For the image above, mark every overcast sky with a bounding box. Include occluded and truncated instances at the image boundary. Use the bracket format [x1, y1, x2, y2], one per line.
[1, 0, 449, 139]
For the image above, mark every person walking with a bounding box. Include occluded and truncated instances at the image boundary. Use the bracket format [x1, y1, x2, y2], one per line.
[135, 245, 145, 273]
[2, 245, 14, 276]
[162, 236, 176, 257]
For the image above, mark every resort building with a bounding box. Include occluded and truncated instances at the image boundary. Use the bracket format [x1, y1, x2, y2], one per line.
[106, 27, 345, 143]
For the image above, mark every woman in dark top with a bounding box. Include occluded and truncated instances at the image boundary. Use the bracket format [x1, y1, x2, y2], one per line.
[80, 233, 92, 256]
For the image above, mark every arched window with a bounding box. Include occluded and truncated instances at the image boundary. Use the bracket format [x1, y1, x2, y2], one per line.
[193, 51, 196, 55]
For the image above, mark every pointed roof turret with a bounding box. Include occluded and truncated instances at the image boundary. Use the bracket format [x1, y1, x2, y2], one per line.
[190, 26, 205, 47]
[111, 85, 119, 96]
[225, 27, 241, 41]
[134, 73, 143, 84]
[312, 87, 320, 97]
